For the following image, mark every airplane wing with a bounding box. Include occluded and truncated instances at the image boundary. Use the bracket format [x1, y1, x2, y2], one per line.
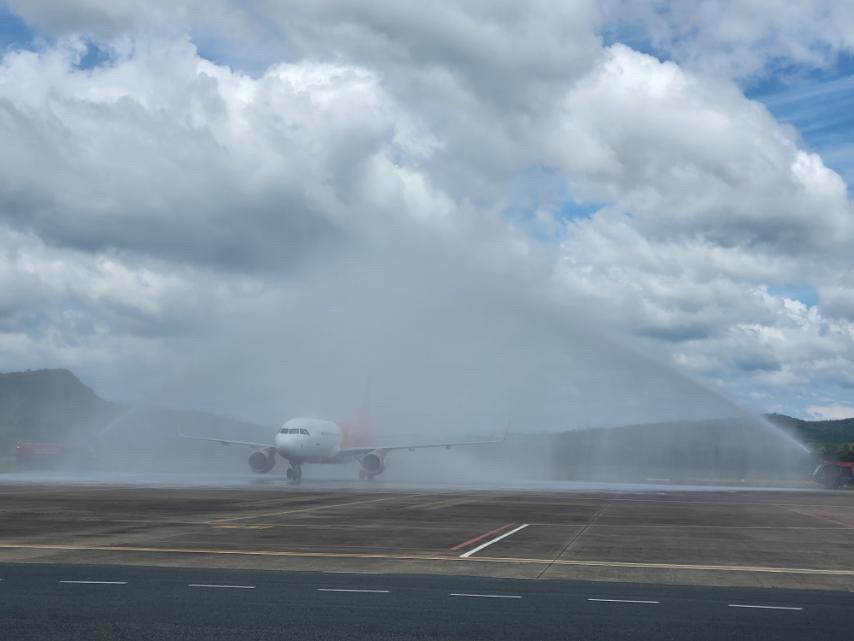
[339, 438, 502, 456]
[179, 433, 274, 449]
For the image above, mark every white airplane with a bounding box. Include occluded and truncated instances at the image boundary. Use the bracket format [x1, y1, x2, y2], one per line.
[181, 403, 500, 484]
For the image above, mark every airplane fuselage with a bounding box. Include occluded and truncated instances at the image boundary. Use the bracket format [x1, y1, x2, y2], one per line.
[273, 417, 344, 463]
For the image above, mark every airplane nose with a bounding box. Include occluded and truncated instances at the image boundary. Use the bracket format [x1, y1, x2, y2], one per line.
[275, 435, 292, 458]
[276, 433, 308, 460]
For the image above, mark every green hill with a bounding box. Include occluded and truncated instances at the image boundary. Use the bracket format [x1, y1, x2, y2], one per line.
[765, 413, 854, 443]
[766, 413, 854, 461]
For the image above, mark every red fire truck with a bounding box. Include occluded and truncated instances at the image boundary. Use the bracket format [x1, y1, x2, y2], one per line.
[14, 441, 67, 469]
[813, 460, 854, 489]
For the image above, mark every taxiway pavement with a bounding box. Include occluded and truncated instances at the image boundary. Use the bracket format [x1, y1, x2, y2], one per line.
[0, 482, 852, 591]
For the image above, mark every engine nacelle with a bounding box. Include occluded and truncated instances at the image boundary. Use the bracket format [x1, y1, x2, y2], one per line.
[360, 450, 387, 476]
[249, 448, 276, 474]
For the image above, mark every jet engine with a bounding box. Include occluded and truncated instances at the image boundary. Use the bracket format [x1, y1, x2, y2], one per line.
[249, 448, 276, 474]
[360, 450, 386, 476]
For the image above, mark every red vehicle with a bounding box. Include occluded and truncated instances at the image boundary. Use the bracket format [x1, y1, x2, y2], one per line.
[813, 460, 854, 489]
[15, 441, 66, 469]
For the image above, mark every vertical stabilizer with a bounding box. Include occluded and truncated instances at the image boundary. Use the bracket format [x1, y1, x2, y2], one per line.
[357, 378, 372, 431]
[340, 379, 373, 447]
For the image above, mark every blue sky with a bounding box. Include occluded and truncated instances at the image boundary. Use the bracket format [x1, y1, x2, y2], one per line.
[0, 3, 31, 51]
[749, 54, 854, 193]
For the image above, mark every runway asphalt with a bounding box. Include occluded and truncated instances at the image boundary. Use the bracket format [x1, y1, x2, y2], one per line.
[0, 562, 851, 640]
[1, 481, 853, 590]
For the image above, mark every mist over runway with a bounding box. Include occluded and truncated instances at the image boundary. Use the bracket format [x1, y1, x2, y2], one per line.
[0, 470, 819, 493]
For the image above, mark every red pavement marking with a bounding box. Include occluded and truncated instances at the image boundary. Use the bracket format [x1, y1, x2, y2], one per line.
[450, 523, 515, 551]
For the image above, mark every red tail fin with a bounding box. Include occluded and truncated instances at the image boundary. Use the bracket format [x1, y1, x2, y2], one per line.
[340, 380, 373, 447]
[357, 378, 371, 431]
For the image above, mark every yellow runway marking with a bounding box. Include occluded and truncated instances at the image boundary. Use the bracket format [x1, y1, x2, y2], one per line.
[0, 542, 852, 577]
[525, 523, 854, 530]
[404, 498, 471, 511]
[509, 557, 854, 576]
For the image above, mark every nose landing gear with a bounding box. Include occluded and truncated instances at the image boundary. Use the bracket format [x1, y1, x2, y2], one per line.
[286, 464, 303, 485]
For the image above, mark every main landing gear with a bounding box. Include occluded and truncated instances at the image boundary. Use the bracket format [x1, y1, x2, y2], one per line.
[358, 470, 374, 481]
[286, 464, 303, 485]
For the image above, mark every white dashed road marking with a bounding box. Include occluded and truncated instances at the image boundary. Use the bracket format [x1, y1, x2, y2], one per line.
[728, 604, 803, 611]
[451, 592, 522, 599]
[317, 588, 390, 593]
[588, 598, 659, 604]
[450, 593, 522, 599]
[187, 584, 255, 589]
[59, 580, 127, 585]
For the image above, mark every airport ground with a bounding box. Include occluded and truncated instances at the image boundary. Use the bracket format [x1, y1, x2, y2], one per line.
[1, 563, 852, 641]
[0, 480, 852, 639]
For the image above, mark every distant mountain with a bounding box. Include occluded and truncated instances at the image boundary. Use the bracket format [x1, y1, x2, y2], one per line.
[766, 413, 854, 462]
[0, 369, 270, 471]
[765, 413, 854, 444]
[0, 369, 116, 444]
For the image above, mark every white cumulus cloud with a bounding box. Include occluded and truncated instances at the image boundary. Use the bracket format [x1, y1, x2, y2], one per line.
[807, 404, 854, 421]
[0, 1, 852, 422]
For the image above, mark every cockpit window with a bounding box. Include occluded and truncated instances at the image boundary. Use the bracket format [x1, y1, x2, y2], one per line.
[280, 427, 310, 435]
